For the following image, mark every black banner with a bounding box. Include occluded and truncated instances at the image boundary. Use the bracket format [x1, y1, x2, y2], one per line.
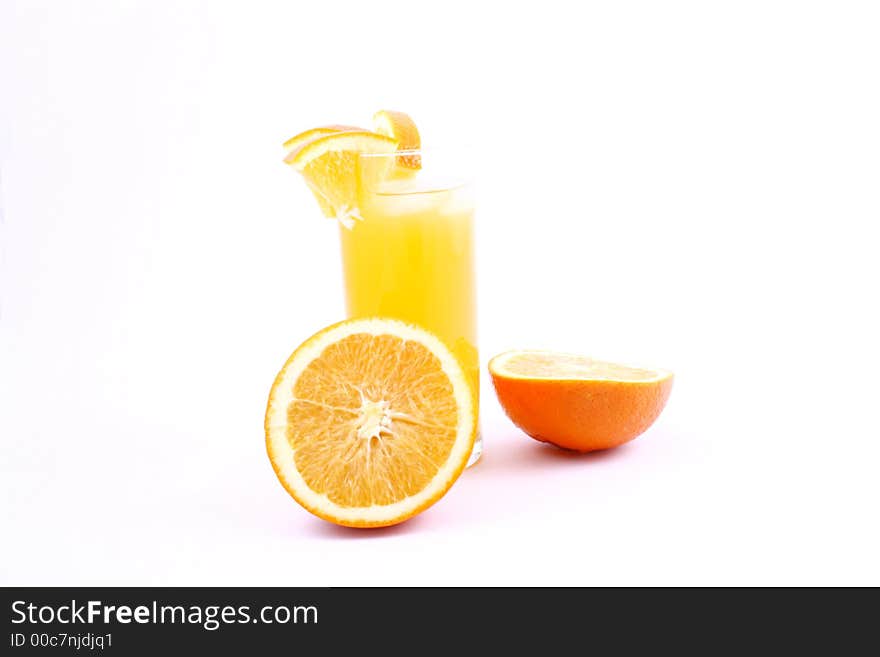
[1, 587, 872, 653]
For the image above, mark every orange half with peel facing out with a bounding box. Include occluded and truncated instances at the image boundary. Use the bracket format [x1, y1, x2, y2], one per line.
[489, 350, 673, 452]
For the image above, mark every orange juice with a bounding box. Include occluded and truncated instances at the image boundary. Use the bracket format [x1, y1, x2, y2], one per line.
[339, 177, 479, 406]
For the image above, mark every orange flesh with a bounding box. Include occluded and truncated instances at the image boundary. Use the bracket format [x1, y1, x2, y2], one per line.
[288, 333, 459, 507]
[500, 352, 661, 381]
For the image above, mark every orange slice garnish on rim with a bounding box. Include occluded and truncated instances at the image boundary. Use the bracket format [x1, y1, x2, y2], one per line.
[373, 109, 421, 169]
[282, 124, 364, 152]
[284, 130, 397, 226]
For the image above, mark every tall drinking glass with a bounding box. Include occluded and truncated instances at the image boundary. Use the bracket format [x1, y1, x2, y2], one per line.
[339, 150, 481, 465]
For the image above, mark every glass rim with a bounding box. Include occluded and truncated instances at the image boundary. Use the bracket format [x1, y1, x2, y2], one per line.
[358, 147, 474, 159]
[358, 148, 475, 195]
[370, 180, 473, 197]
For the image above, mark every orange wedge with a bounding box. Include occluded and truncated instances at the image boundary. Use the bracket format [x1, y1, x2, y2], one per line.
[284, 130, 397, 226]
[489, 350, 673, 452]
[373, 109, 421, 169]
[265, 318, 477, 528]
[282, 124, 364, 152]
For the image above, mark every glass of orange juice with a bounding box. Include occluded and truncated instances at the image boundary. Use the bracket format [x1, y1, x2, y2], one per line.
[339, 149, 481, 465]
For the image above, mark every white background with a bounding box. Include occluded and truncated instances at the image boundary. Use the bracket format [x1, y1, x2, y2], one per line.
[2, 1, 878, 586]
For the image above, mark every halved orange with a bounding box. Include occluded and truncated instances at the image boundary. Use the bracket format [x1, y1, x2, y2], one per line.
[489, 350, 673, 452]
[373, 109, 421, 169]
[265, 318, 477, 527]
[284, 130, 397, 226]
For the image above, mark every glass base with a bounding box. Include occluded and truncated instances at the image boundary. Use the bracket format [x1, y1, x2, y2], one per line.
[466, 430, 482, 468]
